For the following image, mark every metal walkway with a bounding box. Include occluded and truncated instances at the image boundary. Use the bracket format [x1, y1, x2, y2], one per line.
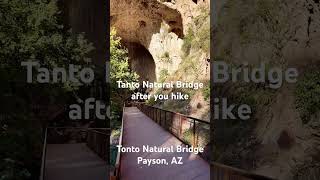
[119, 107, 210, 180]
[40, 128, 109, 180]
[45, 143, 107, 180]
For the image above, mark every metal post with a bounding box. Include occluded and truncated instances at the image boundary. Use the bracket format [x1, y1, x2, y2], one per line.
[193, 119, 196, 147]
[164, 111, 167, 129]
[179, 115, 182, 138]
[160, 110, 162, 126]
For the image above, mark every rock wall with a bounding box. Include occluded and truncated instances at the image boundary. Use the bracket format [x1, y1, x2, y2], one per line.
[111, 0, 209, 81]
[213, 0, 320, 179]
[213, 0, 320, 67]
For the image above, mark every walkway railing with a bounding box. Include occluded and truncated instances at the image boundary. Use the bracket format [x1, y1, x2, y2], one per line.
[112, 103, 276, 180]
[86, 128, 110, 161]
[40, 127, 110, 180]
[212, 163, 276, 180]
[136, 103, 210, 148]
[113, 105, 125, 180]
[39, 127, 48, 180]
[135, 103, 275, 180]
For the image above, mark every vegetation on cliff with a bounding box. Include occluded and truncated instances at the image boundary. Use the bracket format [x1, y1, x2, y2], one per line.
[110, 28, 139, 129]
[295, 70, 320, 124]
[0, 0, 93, 179]
[213, 0, 320, 178]
[153, 3, 210, 120]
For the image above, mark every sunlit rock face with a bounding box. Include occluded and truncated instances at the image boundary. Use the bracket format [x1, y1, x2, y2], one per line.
[110, 0, 183, 48]
[111, 0, 210, 80]
[110, 0, 185, 80]
[148, 22, 184, 78]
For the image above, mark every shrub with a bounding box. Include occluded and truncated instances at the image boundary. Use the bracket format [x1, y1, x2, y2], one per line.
[182, 128, 193, 145]
[295, 70, 320, 124]
[160, 51, 172, 63]
[159, 69, 169, 83]
[182, 28, 194, 55]
[202, 82, 210, 101]
[146, 96, 157, 106]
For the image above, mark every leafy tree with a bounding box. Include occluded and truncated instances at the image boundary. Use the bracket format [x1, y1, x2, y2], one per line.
[110, 28, 138, 128]
[0, 0, 93, 179]
[0, 0, 94, 89]
[110, 28, 138, 85]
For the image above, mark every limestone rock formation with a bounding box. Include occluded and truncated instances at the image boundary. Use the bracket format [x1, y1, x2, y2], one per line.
[111, 0, 209, 81]
[213, 0, 320, 179]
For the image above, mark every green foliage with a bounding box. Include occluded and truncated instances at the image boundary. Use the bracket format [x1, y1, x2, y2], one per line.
[0, 0, 93, 67]
[0, 159, 31, 180]
[182, 125, 210, 148]
[295, 70, 320, 124]
[110, 28, 139, 85]
[146, 96, 157, 106]
[159, 69, 169, 83]
[0, 0, 94, 91]
[214, 80, 275, 161]
[202, 82, 210, 101]
[110, 28, 139, 128]
[196, 21, 210, 53]
[182, 28, 193, 55]
[0, 1, 94, 179]
[160, 51, 172, 63]
[193, 11, 210, 54]
[180, 54, 200, 79]
[182, 128, 193, 145]
[161, 89, 192, 114]
[0, 115, 42, 180]
[182, 7, 210, 56]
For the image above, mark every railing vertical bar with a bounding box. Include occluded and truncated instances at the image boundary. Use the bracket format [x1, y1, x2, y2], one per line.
[131, 103, 275, 180]
[40, 127, 48, 180]
[136, 103, 210, 148]
[164, 111, 167, 130]
[179, 115, 182, 138]
[160, 109, 162, 127]
[193, 119, 196, 147]
[114, 104, 125, 179]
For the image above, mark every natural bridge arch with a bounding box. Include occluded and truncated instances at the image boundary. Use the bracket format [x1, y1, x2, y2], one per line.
[111, 0, 184, 81]
[110, 0, 183, 48]
[124, 42, 156, 82]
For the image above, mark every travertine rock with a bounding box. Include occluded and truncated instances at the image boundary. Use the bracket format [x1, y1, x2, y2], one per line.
[111, 0, 209, 80]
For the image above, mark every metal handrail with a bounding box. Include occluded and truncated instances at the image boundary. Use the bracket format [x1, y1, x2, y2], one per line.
[145, 105, 210, 125]
[136, 103, 210, 149]
[86, 128, 110, 161]
[39, 127, 48, 180]
[113, 103, 275, 180]
[114, 104, 125, 180]
[134, 102, 209, 124]
[212, 162, 276, 180]
[47, 127, 109, 130]
[40, 127, 110, 180]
